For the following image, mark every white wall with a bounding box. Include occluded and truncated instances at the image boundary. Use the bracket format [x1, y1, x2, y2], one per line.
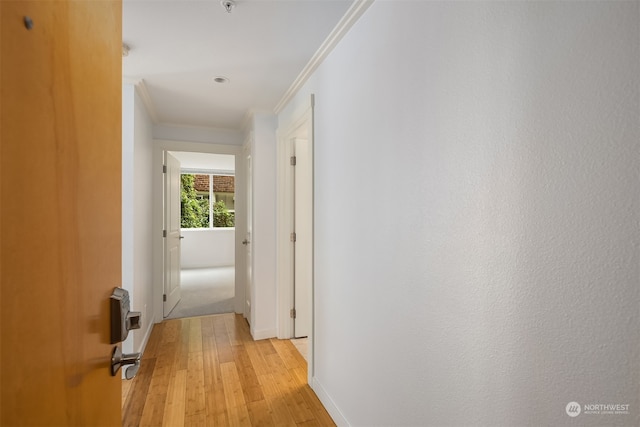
[168, 151, 235, 172]
[247, 113, 278, 339]
[121, 85, 135, 354]
[279, 2, 639, 426]
[132, 88, 155, 352]
[153, 123, 243, 146]
[122, 83, 155, 355]
[180, 228, 235, 269]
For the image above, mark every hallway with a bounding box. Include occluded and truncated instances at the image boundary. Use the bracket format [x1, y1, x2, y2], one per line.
[122, 313, 334, 426]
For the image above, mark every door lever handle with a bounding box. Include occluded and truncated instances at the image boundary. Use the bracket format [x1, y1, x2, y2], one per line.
[111, 346, 141, 379]
[242, 239, 250, 245]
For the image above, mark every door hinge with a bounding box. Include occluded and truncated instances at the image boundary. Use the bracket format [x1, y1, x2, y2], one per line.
[290, 308, 296, 319]
[163, 229, 167, 238]
[163, 294, 167, 302]
[290, 232, 296, 242]
[163, 165, 167, 173]
[290, 156, 296, 166]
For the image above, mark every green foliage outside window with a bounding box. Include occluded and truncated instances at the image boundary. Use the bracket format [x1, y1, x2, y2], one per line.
[181, 174, 209, 228]
[213, 200, 235, 227]
[181, 174, 234, 228]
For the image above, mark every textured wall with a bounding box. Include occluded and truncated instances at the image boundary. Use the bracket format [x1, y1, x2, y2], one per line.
[279, 1, 639, 425]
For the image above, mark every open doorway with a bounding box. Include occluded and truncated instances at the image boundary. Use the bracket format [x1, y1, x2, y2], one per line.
[164, 151, 236, 319]
[151, 140, 245, 326]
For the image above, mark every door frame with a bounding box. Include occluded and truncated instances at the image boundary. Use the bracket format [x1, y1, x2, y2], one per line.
[276, 95, 315, 380]
[242, 134, 253, 322]
[152, 140, 244, 324]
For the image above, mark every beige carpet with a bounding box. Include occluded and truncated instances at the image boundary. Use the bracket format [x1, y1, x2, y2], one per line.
[166, 267, 235, 319]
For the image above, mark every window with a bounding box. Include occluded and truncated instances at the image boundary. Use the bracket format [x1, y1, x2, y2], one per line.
[181, 173, 235, 228]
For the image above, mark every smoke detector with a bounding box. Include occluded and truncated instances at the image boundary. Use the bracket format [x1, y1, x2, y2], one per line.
[221, 0, 235, 13]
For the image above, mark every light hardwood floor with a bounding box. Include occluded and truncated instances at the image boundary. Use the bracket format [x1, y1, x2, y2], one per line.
[122, 313, 335, 426]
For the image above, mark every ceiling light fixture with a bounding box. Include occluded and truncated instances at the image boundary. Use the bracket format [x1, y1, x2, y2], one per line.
[213, 76, 230, 84]
[221, 0, 235, 13]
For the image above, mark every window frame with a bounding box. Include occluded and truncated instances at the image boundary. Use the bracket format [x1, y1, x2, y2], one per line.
[181, 168, 235, 229]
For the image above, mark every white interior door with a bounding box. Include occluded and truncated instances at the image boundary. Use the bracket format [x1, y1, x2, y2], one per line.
[164, 152, 181, 317]
[293, 138, 312, 338]
[244, 153, 252, 323]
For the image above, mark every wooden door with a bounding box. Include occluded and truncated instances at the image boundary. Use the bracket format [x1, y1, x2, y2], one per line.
[0, 1, 123, 425]
[164, 152, 181, 316]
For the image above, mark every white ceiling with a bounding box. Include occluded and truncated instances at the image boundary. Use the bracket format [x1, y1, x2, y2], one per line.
[123, 0, 353, 130]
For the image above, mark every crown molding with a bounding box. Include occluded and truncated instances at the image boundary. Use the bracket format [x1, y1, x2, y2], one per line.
[123, 77, 160, 123]
[273, 0, 374, 114]
[134, 79, 159, 123]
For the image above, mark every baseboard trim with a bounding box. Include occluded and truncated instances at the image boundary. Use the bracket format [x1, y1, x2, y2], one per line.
[137, 319, 154, 355]
[250, 327, 277, 341]
[312, 377, 350, 427]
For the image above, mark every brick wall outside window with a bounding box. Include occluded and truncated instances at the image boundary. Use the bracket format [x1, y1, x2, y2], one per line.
[194, 175, 209, 192]
[193, 175, 235, 193]
[213, 176, 234, 193]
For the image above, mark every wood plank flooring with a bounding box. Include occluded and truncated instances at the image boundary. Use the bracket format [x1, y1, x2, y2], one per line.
[122, 313, 335, 427]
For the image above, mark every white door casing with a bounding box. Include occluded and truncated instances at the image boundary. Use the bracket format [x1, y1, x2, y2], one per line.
[293, 137, 312, 338]
[245, 149, 253, 324]
[164, 152, 181, 317]
[152, 141, 242, 326]
[276, 94, 315, 383]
